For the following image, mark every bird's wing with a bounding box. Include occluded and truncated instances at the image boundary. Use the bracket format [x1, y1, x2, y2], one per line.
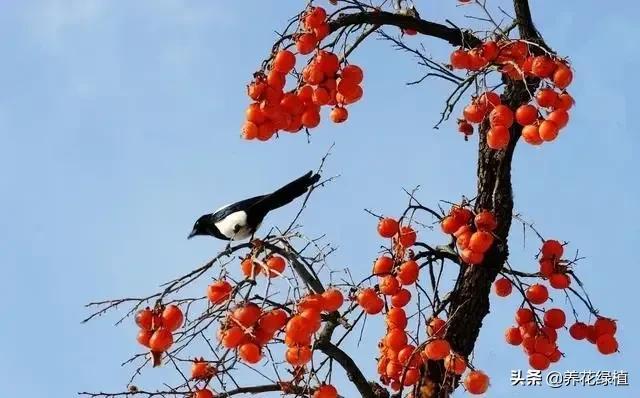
[247, 171, 320, 219]
[210, 195, 266, 222]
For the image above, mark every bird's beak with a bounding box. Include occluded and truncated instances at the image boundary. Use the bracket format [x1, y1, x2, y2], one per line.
[187, 229, 197, 239]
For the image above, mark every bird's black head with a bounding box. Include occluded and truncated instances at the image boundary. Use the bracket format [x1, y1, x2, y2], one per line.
[188, 214, 212, 239]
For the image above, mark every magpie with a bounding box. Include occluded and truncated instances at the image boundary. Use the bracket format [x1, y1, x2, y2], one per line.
[188, 171, 321, 241]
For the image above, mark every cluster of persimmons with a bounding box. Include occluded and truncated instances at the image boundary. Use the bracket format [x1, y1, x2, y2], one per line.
[242, 6, 363, 141]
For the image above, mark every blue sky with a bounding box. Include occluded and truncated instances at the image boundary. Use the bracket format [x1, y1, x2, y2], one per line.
[0, 1, 638, 397]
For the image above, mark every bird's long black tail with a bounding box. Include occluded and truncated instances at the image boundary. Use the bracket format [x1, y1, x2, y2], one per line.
[253, 171, 320, 215]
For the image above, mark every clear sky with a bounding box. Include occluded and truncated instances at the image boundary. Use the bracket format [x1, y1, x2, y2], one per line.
[1, 1, 638, 397]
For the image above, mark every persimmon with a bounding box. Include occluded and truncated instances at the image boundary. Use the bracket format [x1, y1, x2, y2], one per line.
[555, 92, 574, 111]
[341, 64, 364, 84]
[267, 70, 286, 91]
[444, 353, 467, 375]
[321, 288, 344, 312]
[241, 258, 260, 278]
[207, 280, 233, 304]
[391, 289, 411, 308]
[273, 50, 296, 74]
[397, 260, 419, 285]
[534, 335, 555, 356]
[474, 210, 497, 231]
[149, 328, 173, 352]
[539, 120, 559, 141]
[544, 308, 566, 329]
[378, 217, 399, 238]
[547, 109, 569, 128]
[258, 309, 288, 333]
[478, 91, 501, 109]
[489, 105, 514, 127]
[379, 275, 401, 295]
[314, 23, 330, 41]
[427, 317, 446, 337]
[137, 329, 153, 348]
[461, 248, 483, 265]
[515, 104, 538, 126]
[541, 240, 564, 260]
[594, 317, 617, 336]
[296, 33, 317, 55]
[330, 106, 348, 123]
[553, 64, 573, 88]
[264, 255, 286, 277]
[536, 88, 558, 108]
[397, 226, 417, 247]
[463, 103, 486, 123]
[247, 80, 266, 101]
[232, 303, 262, 328]
[286, 345, 312, 366]
[515, 308, 534, 325]
[521, 123, 543, 145]
[314, 384, 338, 398]
[539, 258, 555, 277]
[298, 294, 325, 312]
[194, 389, 215, 398]
[135, 308, 153, 331]
[494, 277, 512, 297]
[487, 125, 510, 150]
[467, 50, 487, 70]
[304, 6, 327, 29]
[386, 308, 408, 330]
[297, 85, 314, 104]
[531, 56, 556, 78]
[373, 255, 394, 275]
[315, 51, 339, 75]
[451, 207, 473, 224]
[239, 342, 262, 364]
[596, 334, 618, 355]
[463, 370, 489, 395]
[526, 284, 549, 304]
[397, 345, 416, 364]
[285, 315, 312, 343]
[246, 103, 266, 124]
[162, 305, 184, 332]
[468, 231, 494, 253]
[457, 120, 473, 136]
[481, 40, 499, 60]
[528, 353, 550, 370]
[242, 121, 259, 140]
[505, 326, 523, 345]
[312, 87, 331, 106]
[385, 328, 408, 350]
[548, 349, 562, 363]
[520, 321, 538, 339]
[424, 339, 450, 360]
[358, 288, 384, 314]
[402, 368, 420, 386]
[221, 326, 245, 348]
[450, 49, 470, 69]
[304, 64, 325, 85]
[549, 273, 570, 289]
[301, 108, 321, 128]
[441, 216, 462, 234]
[191, 359, 215, 380]
[569, 322, 588, 340]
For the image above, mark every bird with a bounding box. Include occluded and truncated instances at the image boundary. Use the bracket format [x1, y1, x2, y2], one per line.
[188, 171, 321, 241]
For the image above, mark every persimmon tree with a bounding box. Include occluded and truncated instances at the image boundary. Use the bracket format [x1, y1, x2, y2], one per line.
[82, 1, 619, 397]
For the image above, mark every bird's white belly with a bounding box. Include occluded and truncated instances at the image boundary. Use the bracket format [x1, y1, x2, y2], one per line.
[214, 211, 252, 240]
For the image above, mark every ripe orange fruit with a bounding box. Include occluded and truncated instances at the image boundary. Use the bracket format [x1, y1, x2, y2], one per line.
[191, 359, 215, 380]
[402, 368, 420, 386]
[481, 40, 498, 60]
[314, 384, 338, 398]
[478, 91, 501, 109]
[238, 342, 262, 364]
[464, 370, 489, 395]
[397, 260, 419, 285]
[358, 288, 384, 314]
[264, 255, 286, 277]
[541, 240, 564, 260]
[555, 93, 574, 111]
[386, 308, 408, 330]
[547, 109, 569, 128]
[474, 210, 497, 232]
[461, 248, 483, 265]
[424, 339, 450, 360]
[515, 308, 534, 325]
[373, 255, 394, 275]
[505, 326, 522, 345]
[305, 6, 327, 29]
[242, 121, 259, 140]
[539, 120, 559, 141]
[451, 206, 473, 225]
[569, 322, 588, 340]
[273, 50, 296, 74]
[525, 284, 549, 304]
[397, 344, 416, 364]
[391, 289, 411, 308]
[596, 334, 618, 355]
[301, 108, 321, 128]
[594, 317, 617, 336]
[135, 308, 153, 331]
[246, 103, 266, 124]
[397, 226, 417, 247]
[553, 64, 573, 88]
[444, 353, 467, 375]
[241, 258, 260, 278]
[378, 217, 399, 238]
[194, 389, 214, 398]
[149, 328, 173, 352]
[489, 105, 514, 127]
[463, 103, 486, 123]
[207, 280, 233, 304]
[232, 303, 262, 328]
[258, 309, 288, 333]
[536, 88, 558, 108]
[468, 231, 494, 253]
[450, 49, 470, 69]
[330, 106, 348, 123]
[515, 104, 538, 126]
[341, 64, 364, 84]
[521, 123, 543, 145]
[137, 329, 153, 348]
[220, 326, 245, 348]
[549, 273, 570, 289]
[322, 288, 344, 312]
[315, 51, 339, 75]
[531, 56, 557, 78]
[487, 125, 510, 150]
[379, 275, 401, 295]
[385, 328, 408, 350]
[296, 33, 318, 55]
[544, 308, 566, 329]
[458, 121, 473, 136]
[441, 216, 462, 234]
[286, 345, 312, 366]
[528, 353, 550, 370]
[428, 317, 446, 337]
[162, 305, 184, 332]
[494, 277, 512, 297]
